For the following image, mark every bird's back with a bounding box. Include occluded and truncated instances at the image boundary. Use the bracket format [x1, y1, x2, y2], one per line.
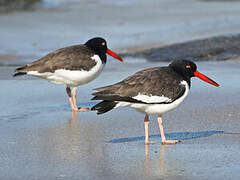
[93, 66, 186, 103]
[14, 45, 96, 76]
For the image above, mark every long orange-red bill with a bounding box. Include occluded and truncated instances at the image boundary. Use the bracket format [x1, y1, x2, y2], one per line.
[106, 49, 123, 62]
[194, 70, 219, 87]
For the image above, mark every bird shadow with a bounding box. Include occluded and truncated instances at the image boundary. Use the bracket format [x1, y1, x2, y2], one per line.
[108, 130, 226, 143]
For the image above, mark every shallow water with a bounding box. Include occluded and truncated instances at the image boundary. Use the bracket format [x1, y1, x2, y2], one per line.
[1, 0, 240, 65]
[42, 0, 138, 7]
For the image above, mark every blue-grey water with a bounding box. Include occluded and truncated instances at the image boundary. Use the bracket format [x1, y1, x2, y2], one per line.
[1, 0, 240, 65]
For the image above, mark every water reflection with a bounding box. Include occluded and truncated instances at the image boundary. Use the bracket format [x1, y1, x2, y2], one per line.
[44, 111, 83, 163]
[32, 111, 105, 167]
[145, 144, 166, 177]
[68, 111, 79, 128]
[145, 145, 150, 175]
[159, 145, 165, 174]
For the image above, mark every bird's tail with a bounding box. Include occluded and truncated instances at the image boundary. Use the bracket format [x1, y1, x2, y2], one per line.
[13, 72, 27, 77]
[91, 101, 117, 115]
[13, 66, 27, 77]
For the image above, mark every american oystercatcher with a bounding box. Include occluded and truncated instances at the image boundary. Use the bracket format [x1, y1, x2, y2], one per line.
[14, 37, 123, 111]
[91, 60, 219, 145]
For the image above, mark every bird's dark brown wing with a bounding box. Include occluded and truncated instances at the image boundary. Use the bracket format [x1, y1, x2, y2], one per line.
[15, 45, 96, 74]
[92, 67, 186, 104]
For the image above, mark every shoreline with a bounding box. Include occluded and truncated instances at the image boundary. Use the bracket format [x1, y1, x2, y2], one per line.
[119, 33, 240, 62]
[1, 33, 240, 66]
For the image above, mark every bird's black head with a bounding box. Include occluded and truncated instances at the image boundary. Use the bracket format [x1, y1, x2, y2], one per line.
[85, 37, 108, 54]
[169, 60, 197, 80]
[169, 59, 219, 87]
[85, 37, 123, 63]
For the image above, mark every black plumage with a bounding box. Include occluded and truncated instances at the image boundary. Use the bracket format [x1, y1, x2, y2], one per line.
[92, 101, 117, 114]
[92, 67, 186, 104]
[14, 45, 97, 76]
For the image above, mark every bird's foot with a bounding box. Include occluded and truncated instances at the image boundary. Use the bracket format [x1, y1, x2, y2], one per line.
[162, 140, 181, 145]
[145, 141, 157, 145]
[72, 107, 89, 112]
[78, 107, 89, 111]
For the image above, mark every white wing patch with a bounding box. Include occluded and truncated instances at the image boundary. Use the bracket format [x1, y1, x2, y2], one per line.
[115, 80, 189, 115]
[133, 93, 172, 104]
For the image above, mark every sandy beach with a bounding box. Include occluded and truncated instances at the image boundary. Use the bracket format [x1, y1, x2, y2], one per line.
[0, 59, 240, 179]
[0, 0, 240, 179]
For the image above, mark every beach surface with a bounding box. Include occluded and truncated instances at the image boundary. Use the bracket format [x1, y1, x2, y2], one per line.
[1, 0, 240, 179]
[1, 59, 240, 180]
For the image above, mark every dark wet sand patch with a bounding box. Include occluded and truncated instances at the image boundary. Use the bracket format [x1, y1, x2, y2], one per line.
[120, 34, 240, 62]
[0, 0, 42, 13]
[0, 54, 38, 66]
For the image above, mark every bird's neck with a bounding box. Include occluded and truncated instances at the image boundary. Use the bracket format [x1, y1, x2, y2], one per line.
[96, 52, 107, 64]
[170, 67, 192, 88]
[184, 78, 191, 88]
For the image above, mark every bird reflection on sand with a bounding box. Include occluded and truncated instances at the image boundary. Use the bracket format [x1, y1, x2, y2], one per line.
[46, 112, 83, 163]
[34, 111, 104, 166]
[145, 144, 166, 176]
[69, 111, 79, 127]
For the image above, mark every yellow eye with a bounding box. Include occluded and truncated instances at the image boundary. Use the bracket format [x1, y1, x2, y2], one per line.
[186, 65, 191, 69]
[101, 42, 105, 46]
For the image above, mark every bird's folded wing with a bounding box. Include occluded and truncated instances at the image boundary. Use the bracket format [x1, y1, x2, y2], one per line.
[15, 45, 95, 73]
[93, 67, 186, 104]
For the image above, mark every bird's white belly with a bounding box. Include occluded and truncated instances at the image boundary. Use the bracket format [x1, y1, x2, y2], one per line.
[48, 64, 104, 87]
[117, 81, 189, 115]
[28, 55, 105, 87]
[130, 102, 182, 115]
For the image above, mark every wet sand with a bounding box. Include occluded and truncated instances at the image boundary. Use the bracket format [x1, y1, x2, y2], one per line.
[120, 34, 240, 62]
[0, 59, 240, 179]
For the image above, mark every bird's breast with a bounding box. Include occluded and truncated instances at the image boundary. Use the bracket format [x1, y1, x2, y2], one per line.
[53, 55, 105, 86]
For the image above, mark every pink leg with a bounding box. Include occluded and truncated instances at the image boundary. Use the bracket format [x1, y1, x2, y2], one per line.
[144, 114, 156, 145]
[71, 87, 89, 112]
[158, 116, 180, 145]
[71, 87, 78, 109]
[66, 87, 78, 111]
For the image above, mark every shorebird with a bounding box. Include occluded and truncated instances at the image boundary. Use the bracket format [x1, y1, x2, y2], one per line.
[91, 60, 219, 145]
[14, 37, 123, 111]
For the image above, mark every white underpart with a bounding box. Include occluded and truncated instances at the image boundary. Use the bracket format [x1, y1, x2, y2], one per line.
[133, 93, 172, 103]
[27, 55, 105, 87]
[115, 80, 189, 116]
